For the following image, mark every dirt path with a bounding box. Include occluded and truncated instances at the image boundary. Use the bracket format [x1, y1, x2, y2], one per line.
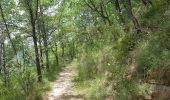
[44, 66, 83, 100]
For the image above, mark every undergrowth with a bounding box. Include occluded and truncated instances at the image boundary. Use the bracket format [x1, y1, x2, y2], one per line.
[73, 1, 170, 99]
[0, 55, 67, 100]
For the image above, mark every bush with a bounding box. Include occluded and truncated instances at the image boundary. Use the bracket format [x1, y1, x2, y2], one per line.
[76, 53, 96, 80]
[84, 78, 111, 100]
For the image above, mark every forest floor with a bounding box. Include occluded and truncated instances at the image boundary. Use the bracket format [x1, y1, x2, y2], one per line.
[44, 65, 83, 100]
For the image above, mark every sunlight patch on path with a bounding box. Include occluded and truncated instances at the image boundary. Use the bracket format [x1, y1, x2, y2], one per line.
[45, 66, 83, 100]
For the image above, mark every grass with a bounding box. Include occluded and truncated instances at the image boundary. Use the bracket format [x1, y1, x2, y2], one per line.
[0, 54, 71, 100]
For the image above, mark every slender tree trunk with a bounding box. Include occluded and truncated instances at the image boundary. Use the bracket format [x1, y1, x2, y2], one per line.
[25, 0, 42, 82]
[0, 43, 2, 73]
[69, 45, 73, 60]
[38, 37, 44, 68]
[22, 45, 25, 68]
[72, 42, 75, 59]
[51, 44, 59, 66]
[141, 0, 152, 5]
[114, 0, 121, 13]
[40, 5, 49, 71]
[111, 0, 125, 24]
[40, 46, 43, 69]
[70, 42, 75, 60]
[42, 26, 49, 71]
[37, 14, 44, 69]
[44, 38, 49, 71]
[55, 45, 59, 65]
[0, 3, 20, 66]
[61, 43, 65, 60]
[125, 0, 141, 33]
[32, 24, 42, 82]
[2, 43, 7, 86]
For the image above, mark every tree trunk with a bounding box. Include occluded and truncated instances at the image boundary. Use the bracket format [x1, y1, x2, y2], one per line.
[55, 45, 59, 65]
[114, 0, 121, 13]
[72, 42, 75, 59]
[32, 25, 42, 82]
[40, 5, 49, 71]
[141, 0, 152, 5]
[42, 25, 49, 71]
[70, 42, 75, 60]
[22, 45, 25, 68]
[25, 0, 42, 82]
[0, 43, 2, 72]
[51, 44, 59, 66]
[37, 11, 44, 69]
[0, 3, 20, 66]
[61, 43, 65, 60]
[38, 36, 44, 69]
[44, 39, 49, 71]
[125, 0, 141, 33]
[2, 43, 7, 86]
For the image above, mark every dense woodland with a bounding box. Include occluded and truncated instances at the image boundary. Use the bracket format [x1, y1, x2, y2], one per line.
[0, 0, 170, 99]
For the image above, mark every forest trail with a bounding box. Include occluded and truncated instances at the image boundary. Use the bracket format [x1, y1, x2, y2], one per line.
[44, 65, 83, 100]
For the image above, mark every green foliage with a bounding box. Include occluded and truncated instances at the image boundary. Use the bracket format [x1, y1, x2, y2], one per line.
[0, 0, 170, 99]
[45, 58, 65, 81]
[76, 53, 96, 80]
[0, 67, 45, 100]
[84, 78, 111, 100]
[116, 80, 150, 100]
[16, 68, 36, 96]
[136, 0, 170, 78]
[72, 0, 170, 99]
[0, 54, 67, 100]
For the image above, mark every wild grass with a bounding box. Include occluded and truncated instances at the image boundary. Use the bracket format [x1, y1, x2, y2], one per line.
[0, 53, 69, 100]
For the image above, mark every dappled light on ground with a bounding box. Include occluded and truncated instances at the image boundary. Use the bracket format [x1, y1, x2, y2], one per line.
[44, 66, 82, 100]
